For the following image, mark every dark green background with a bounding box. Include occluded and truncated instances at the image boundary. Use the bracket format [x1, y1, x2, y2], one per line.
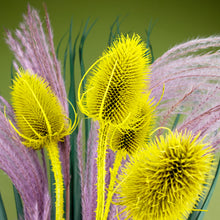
[0, 0, 220, 219]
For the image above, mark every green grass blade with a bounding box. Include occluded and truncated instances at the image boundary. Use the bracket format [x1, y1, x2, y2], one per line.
[10, 62, 14, 85]
[69, 130, 79, 220]
[63, 42, 68, 82]
[0, 193, 7, 220]
[79, 18, 96, 144]
[79, 17, 97, 79]
[68, 19, 82, 220]
[56, 30, 68, 59]
[13, 185, 23, 220]
[146, 19, 157, 64]
[188, 158, 220, 220]
[108, 17, 119, 46]
[171, 114, 181, 131]
[196, 158, 220, 220]
[49, 160, 55, 220]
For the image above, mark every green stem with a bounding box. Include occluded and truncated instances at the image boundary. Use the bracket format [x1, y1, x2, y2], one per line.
[96, 123, 109, 220]
[46, 142, 64, 220]
[103, 151, 123, 220]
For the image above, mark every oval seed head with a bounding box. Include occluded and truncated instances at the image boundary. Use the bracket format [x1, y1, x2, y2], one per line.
[109, 94, 155, 154]
[11, 70, 73, 149]
[117, 131, 214, 220]
[79, 34, 151, 125]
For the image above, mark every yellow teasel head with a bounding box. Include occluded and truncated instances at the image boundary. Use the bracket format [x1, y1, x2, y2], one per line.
[78, 34, 151, 125]
[109, 93, 156, 154]
[11, 70, 76, 149]
[117, 130, 214, 220]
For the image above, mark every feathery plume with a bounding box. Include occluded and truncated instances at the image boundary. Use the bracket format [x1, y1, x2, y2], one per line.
[151, 37, 220, 129]
[5, 5, 72, 196]
[0, 97, 50, 220]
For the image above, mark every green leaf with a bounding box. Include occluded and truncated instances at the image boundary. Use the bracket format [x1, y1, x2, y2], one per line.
[49, 160, 56, 220]
[79, 17, 97, 79]
[145, 19, 157, 64]
[0, 193, 7, 220]
[13, 185, 24, 220]
[188, 158, 220, 220]
[56, 30, 68, 59]
[108, 17, 120, 46]
[63, 42, 68, 83]
[10, 62, 14, 85]
[69, 18, 96, 220]
[79, 18, 96, 145]
[68, 19, 81, 220]
[171, 113, 181, 131]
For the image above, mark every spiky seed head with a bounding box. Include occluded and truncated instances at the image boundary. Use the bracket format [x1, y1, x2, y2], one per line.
[109, 94, 155, 154]
[117, 131, 214, 220]
[79, 34, 151, 125]
[11, 70, 72, 149]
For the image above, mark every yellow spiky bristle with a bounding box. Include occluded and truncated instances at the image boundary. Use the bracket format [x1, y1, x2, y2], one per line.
[109, 94, 155, 154]
[117, 131, 214, 220]
[11, 70, 72, 149]
[79, 34, 151, 125]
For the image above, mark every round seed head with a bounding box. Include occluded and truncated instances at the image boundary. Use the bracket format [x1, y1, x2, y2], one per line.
[117, 131, 214, 220]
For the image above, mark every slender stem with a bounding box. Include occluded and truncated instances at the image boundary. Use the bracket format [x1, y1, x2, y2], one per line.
[46, 141, 65, 220]
[40, 148, 48, 181]
[103, 151, 123, 220]
[66, 182, 70, 220]
[96, 123, 109, 220]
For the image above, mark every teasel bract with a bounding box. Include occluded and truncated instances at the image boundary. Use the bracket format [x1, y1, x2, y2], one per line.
[10, 70, 77, 220]
[78, 34, 152, 219]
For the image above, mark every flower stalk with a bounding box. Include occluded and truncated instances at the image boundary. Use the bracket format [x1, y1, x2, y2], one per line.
[96, 123, 110, 219]
[10, 70, 77, 220]
[46, 142, 64, 220]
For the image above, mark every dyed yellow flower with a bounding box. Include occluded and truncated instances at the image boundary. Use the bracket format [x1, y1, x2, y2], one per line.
[78, 34, 151, 219]
[78, 34, 151, 125]
[11, 70, 73, 149]
[11, 70, 77, 220]
[117, 131, 214, 220]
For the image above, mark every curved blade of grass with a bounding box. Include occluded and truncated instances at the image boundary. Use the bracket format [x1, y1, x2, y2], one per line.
[68, 19, 81, 220]
[79, 17, 97, 86]
[188, 158, 220, 220]
[79, 18, 96, 158]
[63, 42, 69, 83]
[49, 160, 55, 220]
[13, 185, 23, 220]
[11, 62, 14, 85]
[0, 193, 7, 220]
[108, 17, 119, 46]
[171, 113, 181, 131]
[56, 30, 68, 59]
[146, 19, 157, 64]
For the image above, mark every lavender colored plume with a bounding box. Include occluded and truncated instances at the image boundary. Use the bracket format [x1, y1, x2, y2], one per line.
[5, 5, 71, 190]
[0, 97, 50, 220]
[151, 36, 220, 148]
